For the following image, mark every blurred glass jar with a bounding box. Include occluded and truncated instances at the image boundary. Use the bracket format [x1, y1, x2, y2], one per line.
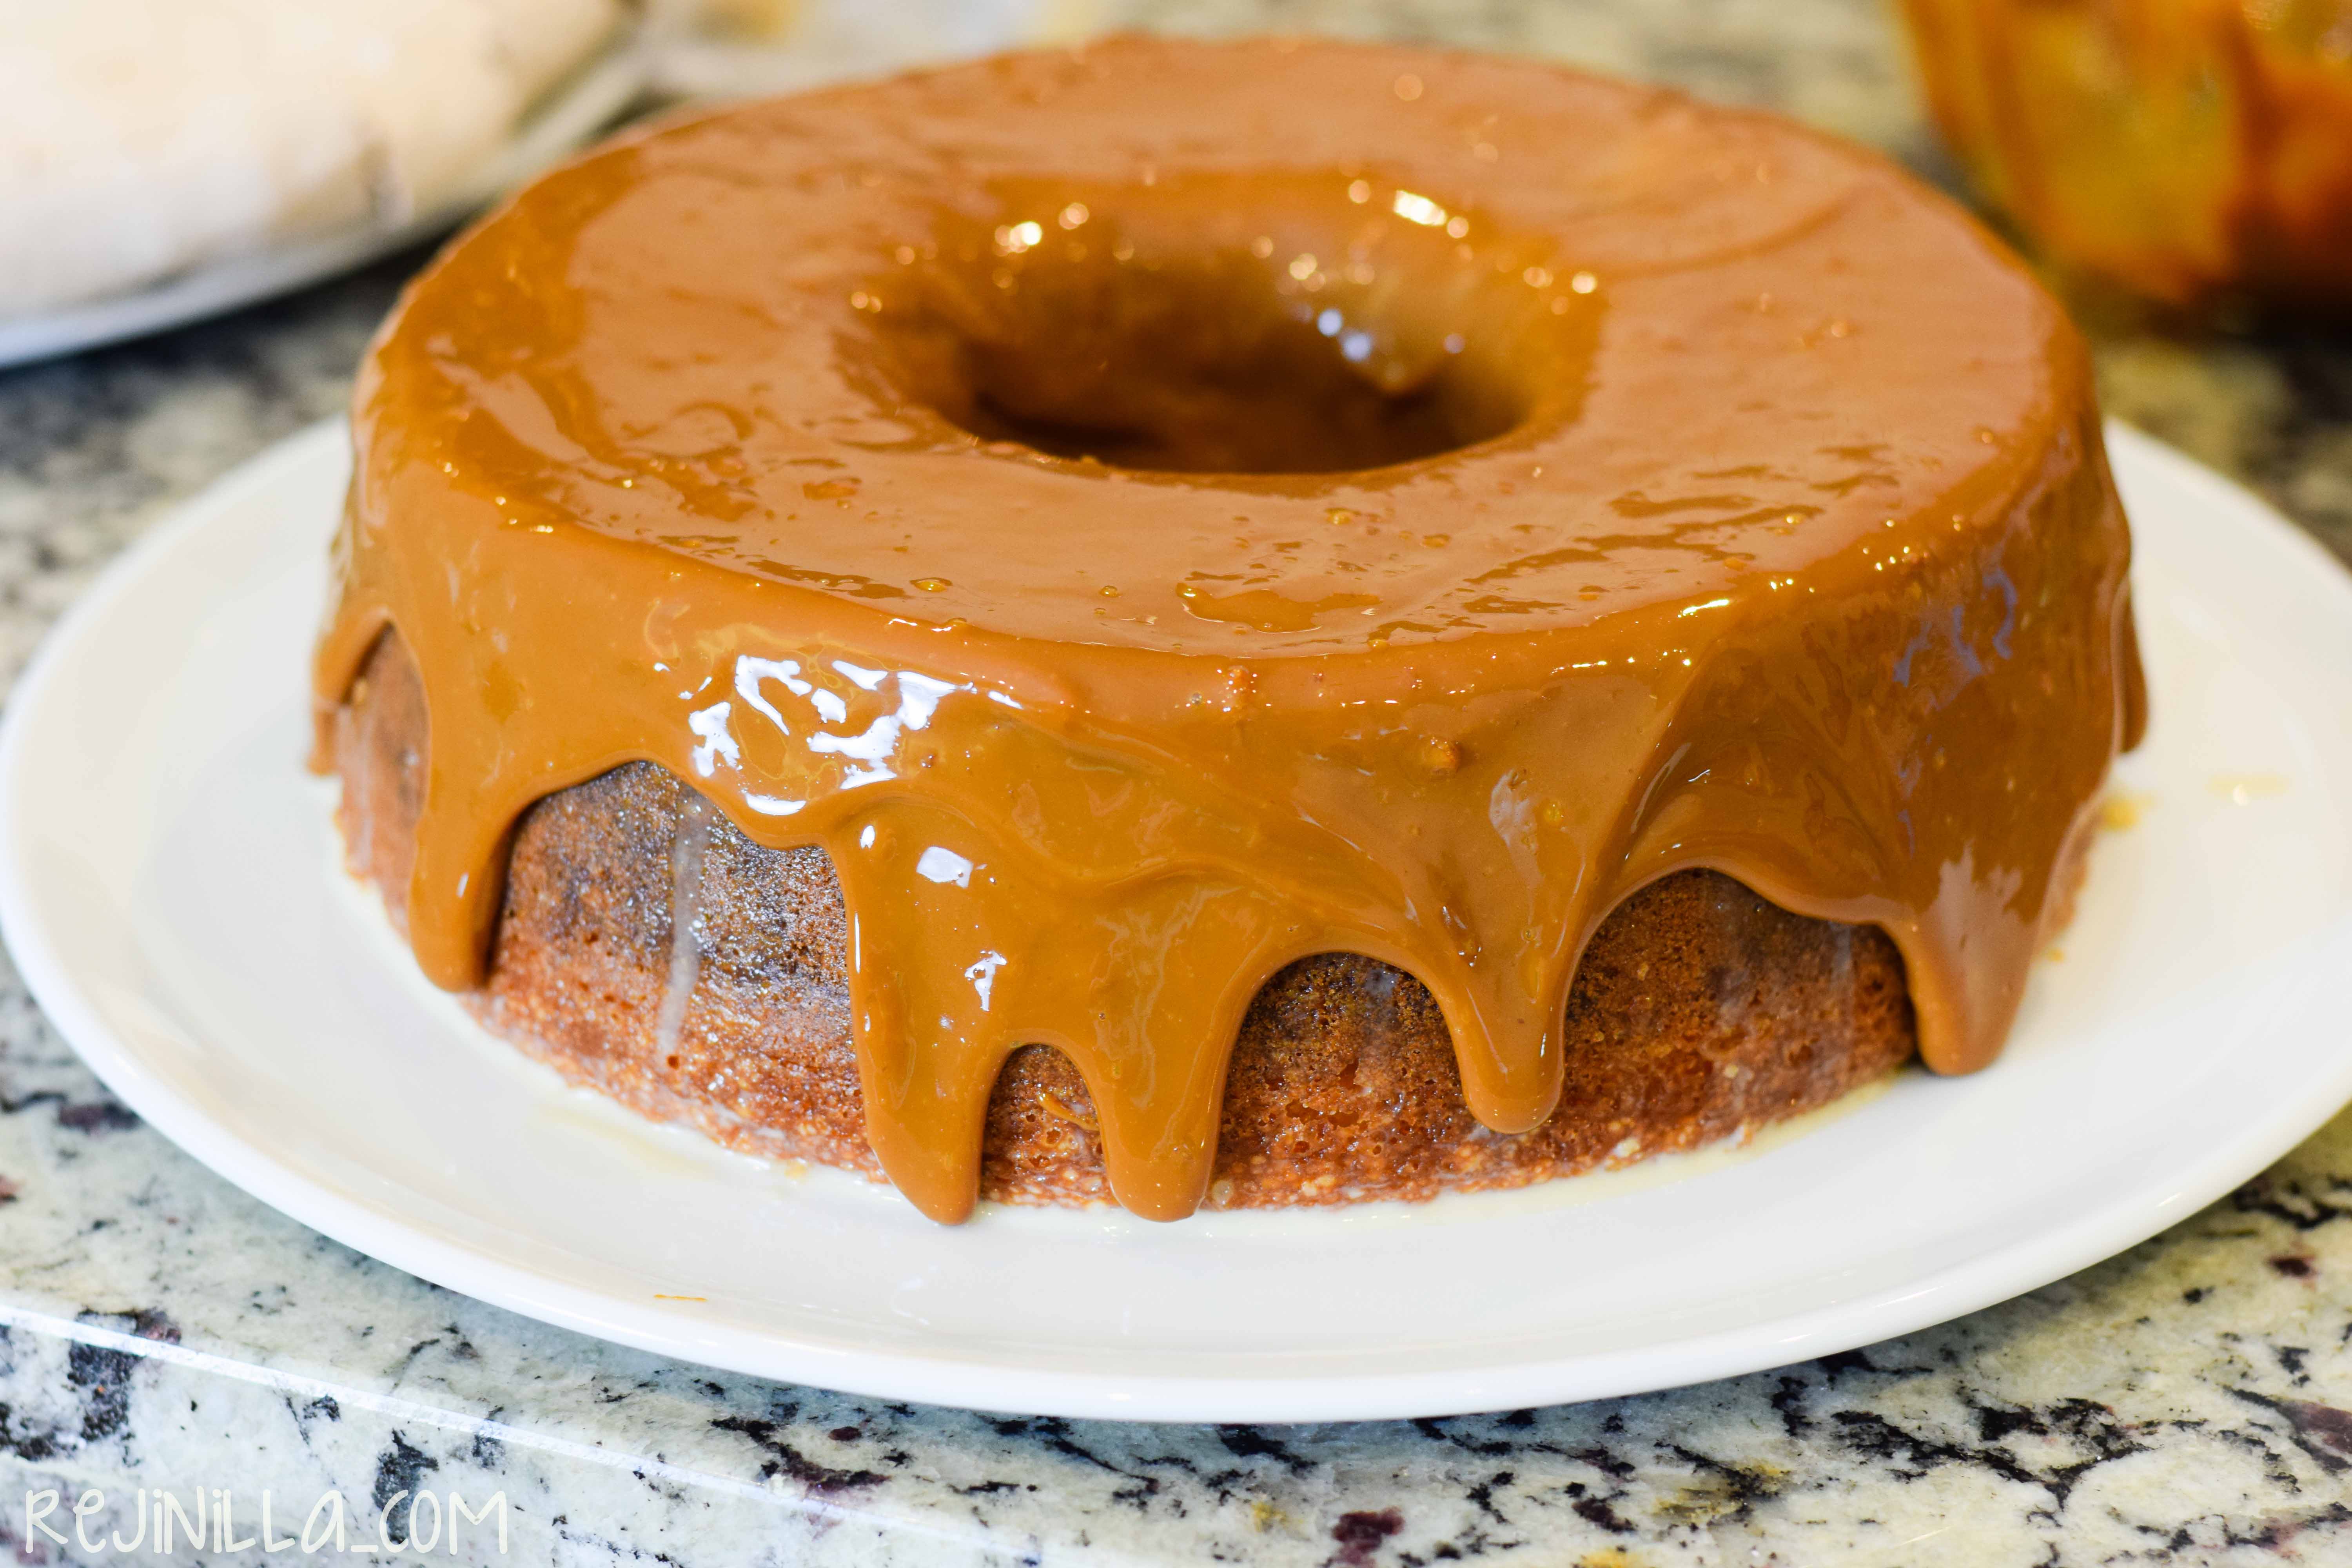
[1901, 0, 2352, 310]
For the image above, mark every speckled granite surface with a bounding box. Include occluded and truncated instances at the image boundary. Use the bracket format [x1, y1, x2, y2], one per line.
[1, 2, 2349, 1563]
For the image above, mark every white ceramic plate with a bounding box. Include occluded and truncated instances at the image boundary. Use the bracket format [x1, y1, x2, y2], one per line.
[2, 419, 2348, 1423]
[0, 42, 644, 372]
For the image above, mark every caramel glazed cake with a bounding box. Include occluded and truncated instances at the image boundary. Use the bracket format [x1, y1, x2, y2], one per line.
[315, 36, 2146, 1224]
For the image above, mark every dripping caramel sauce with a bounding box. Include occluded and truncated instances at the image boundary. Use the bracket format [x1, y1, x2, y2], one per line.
[313, 38, 2143, 1223]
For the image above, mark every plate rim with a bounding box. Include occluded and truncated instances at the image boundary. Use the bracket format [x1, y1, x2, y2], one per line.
[3, 417, 2350, 1423]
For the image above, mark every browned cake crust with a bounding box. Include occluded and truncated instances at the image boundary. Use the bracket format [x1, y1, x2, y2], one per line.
[335, 630, 1918, 1209]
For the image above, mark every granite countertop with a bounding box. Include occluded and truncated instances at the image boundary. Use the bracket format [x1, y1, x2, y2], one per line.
[2, 2, 2350, 1563]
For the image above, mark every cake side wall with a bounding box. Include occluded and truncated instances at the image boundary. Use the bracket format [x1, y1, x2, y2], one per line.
[329, 630, 1918, 1210]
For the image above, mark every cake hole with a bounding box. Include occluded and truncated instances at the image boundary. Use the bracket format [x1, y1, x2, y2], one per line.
[871, 177, 1571, 476]
[929, 270, 1519, 474]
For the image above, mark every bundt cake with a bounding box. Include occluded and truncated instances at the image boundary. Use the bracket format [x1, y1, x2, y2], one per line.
[314, 36, 2145, 1223]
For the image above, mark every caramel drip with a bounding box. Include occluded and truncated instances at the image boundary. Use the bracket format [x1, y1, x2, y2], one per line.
[312, 38, 2143, 1223]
